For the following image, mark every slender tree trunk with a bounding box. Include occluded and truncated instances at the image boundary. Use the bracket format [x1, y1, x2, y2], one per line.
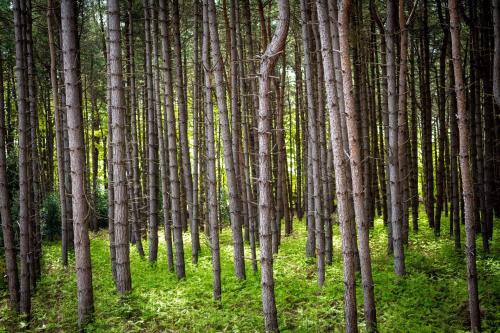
[449, 1, 481, 330]
[0, 54, 19, 312]
[386, 0, 405, 276]
[13, 0, 31, 317]
[61, 0, 94, 325]
[144, 0, 158, 263]
[422, 0, 435, 229]
[47, 0, 70, 266]
[300, 0, 325, 284]
[172, 0, 194, 230]
[202, 0, 221, 299]
[127, 0, 144, 257]
[158, 1, 174, 271]
[207, 0, 246, 280]
[107, 0, 132, 294]
[337, 0, 375, 329]
[159, 0, 182, 275]
[494, 0, 500, 108]
[257, 0, 289, 330]
[191, 0, 201, 264]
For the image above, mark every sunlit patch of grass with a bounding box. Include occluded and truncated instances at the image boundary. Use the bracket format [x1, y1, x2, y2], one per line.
[1, 208, 499, 332]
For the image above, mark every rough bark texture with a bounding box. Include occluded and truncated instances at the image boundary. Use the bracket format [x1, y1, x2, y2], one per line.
[202, 0, 221, 300]
[449, 0, 481, 330]
[13, 0, 31, 317]
[207, 0, 245, 280]
[0, 54, 19, 312]
[61, 0, 94, 325]
[386, 0, 405, 276]
[159, 0, 184, 277]
[144, 0, 158, 263]
[257, 0, 289, 330]
[107, 0, 132, 294]
[318, 0, 377, 330]
[172, 0, 194, 230]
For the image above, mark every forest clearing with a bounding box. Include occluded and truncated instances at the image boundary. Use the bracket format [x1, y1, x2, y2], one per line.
[0, 0, 500, 332]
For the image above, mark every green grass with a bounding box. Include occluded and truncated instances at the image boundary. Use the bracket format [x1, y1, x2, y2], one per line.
[1, 211, 499, 332]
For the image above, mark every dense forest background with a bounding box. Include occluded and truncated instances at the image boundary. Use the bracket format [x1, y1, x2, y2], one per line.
[0, 0, 499, 331]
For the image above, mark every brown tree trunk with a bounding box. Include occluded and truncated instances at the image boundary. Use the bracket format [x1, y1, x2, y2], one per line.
[449, 0, 481, 330]
[336, 0, 376, 329]
[107, 0, 132, 294]
[257, 0, 289, 330]
[0, 53, 19, 313]
[202, 0, 221, 299]
[61, 0, 94, 325]
[13, 0, 31, 317]
[172, 0, 194, 231]
[386, 0, 405, 276]
[127, 0, 144, 257]
[207, 0, 245, 280]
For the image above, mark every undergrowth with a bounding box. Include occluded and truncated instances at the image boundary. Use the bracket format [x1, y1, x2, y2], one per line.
[1, 210, 499, 332]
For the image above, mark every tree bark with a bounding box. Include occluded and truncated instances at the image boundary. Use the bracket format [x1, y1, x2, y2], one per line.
[449, 0, 481, 330]
[107, 0, 132, 294]
[386, 0, 405, 276]
[61, 0, 94, 325]
[172, 0, 194, 230]
[257, 0, 289, 330]
[337, 0, 375, 329]
[0, 53, 19, 313]
[202, 0, 221, 300]
[13, 0, 31, 317]
[207, 0, 246, 280]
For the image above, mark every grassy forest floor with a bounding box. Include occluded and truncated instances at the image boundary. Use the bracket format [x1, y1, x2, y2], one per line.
[1, 209, 499, 332]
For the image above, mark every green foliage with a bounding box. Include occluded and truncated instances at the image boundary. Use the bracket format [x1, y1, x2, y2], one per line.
[95, 188, 109, 230]
[0, 211, 498, 332]
[41, 192, 61, 241]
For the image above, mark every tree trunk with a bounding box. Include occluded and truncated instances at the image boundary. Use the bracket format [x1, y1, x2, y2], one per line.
[448, 0, 481, 330]
[107, 0, 132, 294]
[386, 0, 405, 276]
[202, 0, 221, 300]
[172, 0, 194, 231]
[127, 0, 144, 257]
[144, 0, 158, 263]
[337, 0, 375, 329]
[158, 0, 184, 276]
[257, 0, 289, 330]
[494, 0, 500, 108]
[13, 0, 31, 317]
[61, 0, 94, 326]
[207, 0, 246, 280]
[0, 53, 20, 313]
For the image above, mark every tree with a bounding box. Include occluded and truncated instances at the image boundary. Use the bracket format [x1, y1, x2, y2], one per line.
[158, 0, 185, 278]
[207, 0, 245, 280]
[257, 0, 289, 330]
[448, 0, 481, 330]
[61, 0, 94, 325]
[13, 0, 31, 317]
[0, 52, 19, 313]
[494, 0, 500, 108]
[318, 0, 377, 329]
[202, 0, 221, 300]
[144, 0, 159, 263]
[107, 0, 132, 294]
[386, 0, 405, 276]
